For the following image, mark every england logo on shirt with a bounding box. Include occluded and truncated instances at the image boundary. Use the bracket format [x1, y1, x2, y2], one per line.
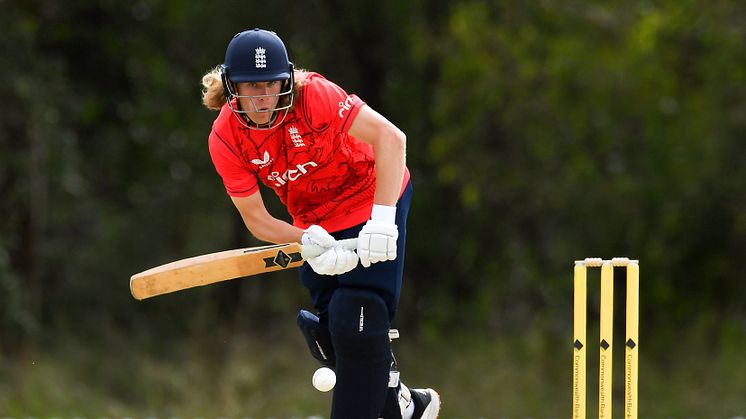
[288, 126, 305, 147]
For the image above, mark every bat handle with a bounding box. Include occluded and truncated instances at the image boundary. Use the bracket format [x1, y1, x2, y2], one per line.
[300, 238, 358, 259]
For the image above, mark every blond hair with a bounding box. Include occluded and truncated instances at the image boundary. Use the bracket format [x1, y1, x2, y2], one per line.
[201, 66, 226, 111]
[200, 66, 308, 111]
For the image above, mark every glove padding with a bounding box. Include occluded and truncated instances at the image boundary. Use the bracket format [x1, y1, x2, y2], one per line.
[306, 246, 359, 276]
[302, 224, 336, 247]
[357, 219, 398, 268]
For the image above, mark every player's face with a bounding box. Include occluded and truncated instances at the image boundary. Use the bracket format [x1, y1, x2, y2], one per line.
[236, 81, 282, 125]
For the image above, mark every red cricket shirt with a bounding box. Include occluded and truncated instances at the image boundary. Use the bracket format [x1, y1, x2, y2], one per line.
[208, 72, 410, 233]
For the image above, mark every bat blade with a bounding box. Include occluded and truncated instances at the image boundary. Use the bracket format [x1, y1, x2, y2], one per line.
[130, 243, 304, 300]
[130, 239, 356, 300]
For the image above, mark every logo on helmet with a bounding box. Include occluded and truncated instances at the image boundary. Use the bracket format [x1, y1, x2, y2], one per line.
[255, 47, 267, 69]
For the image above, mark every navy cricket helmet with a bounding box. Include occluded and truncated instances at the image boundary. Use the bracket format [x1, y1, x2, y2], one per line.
[221, 28, 295, 129]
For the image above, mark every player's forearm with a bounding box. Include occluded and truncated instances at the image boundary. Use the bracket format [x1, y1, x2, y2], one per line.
[231, 194, 304, 244]
[372, 127, 406, 206]
[242, 214, 304, 244]
[347, 105, 406, 206]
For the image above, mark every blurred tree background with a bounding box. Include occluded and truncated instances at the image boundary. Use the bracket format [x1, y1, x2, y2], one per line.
[2, 0, 745, 417]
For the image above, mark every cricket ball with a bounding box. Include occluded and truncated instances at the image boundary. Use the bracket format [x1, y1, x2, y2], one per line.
[312, 367, 336, 392]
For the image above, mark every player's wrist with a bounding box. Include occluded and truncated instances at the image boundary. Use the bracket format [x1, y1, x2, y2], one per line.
[370, 204, 396, 225]
[302, 224, 336, 247]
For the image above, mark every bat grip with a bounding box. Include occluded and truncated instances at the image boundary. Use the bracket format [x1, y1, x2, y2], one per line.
[300, 238, 357, 259]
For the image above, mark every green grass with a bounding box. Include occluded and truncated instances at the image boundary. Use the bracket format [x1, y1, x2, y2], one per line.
[2, 324, 745, 418]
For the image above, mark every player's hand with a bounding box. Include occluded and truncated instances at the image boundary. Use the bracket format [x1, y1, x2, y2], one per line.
[302, 224, 336, 248]
[357, 205, 398, 268]
[306, 246, 359, 275]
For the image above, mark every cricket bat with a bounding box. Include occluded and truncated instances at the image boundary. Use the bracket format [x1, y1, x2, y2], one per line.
[130, 238, 357, 300]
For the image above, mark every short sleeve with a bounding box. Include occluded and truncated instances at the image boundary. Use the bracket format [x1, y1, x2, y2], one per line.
[208, 129, 259, 197]
[301, 75, 366, 134]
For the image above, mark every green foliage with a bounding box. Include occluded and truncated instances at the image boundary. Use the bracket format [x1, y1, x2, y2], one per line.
[410, 0, 746, 336]
[1, 0, 745, 416]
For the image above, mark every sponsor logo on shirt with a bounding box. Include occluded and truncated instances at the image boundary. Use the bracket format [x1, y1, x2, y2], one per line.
[338, 96, 353, 118]
[268, 161, 318, 187]
[251, 150, 273, 169]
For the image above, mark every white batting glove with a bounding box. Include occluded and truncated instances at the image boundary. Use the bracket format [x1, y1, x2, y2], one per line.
[306, 246, 359, 276]
[357, 204, 398, 268]
[302, 224, 336, 248]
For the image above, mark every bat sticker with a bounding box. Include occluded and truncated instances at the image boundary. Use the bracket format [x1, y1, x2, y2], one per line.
[262, 250, 302, 268]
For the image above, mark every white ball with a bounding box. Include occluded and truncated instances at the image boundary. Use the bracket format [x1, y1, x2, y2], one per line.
[312, 367, 336, 392]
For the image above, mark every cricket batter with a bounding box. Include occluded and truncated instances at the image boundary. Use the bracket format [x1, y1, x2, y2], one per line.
[200, 28, 440, 419]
